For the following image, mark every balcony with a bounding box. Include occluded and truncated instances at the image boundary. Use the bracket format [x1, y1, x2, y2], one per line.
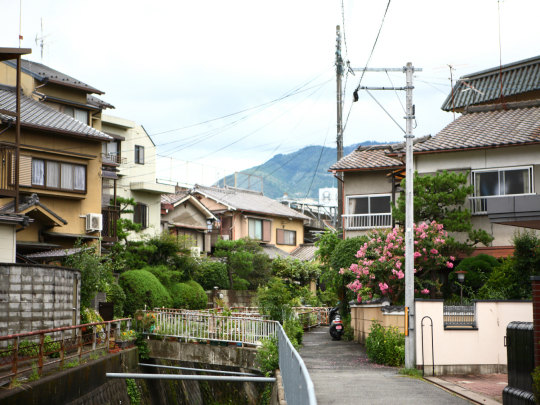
[0, 143, 16, 197]
[470, 194, 536, 215]
[343, 213, 392, 230]
[101, 152, 127, 166]
[102, 205, 119, 243]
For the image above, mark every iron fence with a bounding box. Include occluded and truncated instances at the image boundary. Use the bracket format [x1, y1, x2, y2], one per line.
[0, 318, 131, 387]
[443, 301, 476, 328]
[277, 322, 317, 405]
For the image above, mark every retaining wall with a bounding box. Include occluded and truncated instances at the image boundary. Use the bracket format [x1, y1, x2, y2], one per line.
[350, 303, 405, 344]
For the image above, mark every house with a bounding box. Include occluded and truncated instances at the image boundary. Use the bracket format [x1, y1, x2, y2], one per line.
[161, 190, 217, 252]
[0, 58, 116, 255]
[191, 184, 310, 253]
[330, 55, 540, 259]
[100, 114, 174, 242]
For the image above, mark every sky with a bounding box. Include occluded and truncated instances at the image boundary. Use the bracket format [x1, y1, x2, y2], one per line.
[1, 0, 540, 187]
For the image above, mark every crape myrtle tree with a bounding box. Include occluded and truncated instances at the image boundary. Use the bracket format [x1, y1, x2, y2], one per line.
[393, 170, 494, 257]
[342, 223, 453, 304]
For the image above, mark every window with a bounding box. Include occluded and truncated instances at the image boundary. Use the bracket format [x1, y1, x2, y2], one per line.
[471, 167, 534, 213]
[323, 191, 331, 203]
[134, 203, 149, 229]
[135, 145, 145, 164]
[31, 158, 86, 192]
[64, 106, 88, 125]
[276, 229, 296, 246]
[248, 218, 271, 242]
[347, 194, 391, 215]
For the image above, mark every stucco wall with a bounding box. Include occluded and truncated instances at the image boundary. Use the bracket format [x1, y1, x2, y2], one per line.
[350, 304, 405, 345]
[0, 264, 81, 340]
[414, 300, 533, 375]
[344, 170, 394, 196]
[0, 224, 16, 263]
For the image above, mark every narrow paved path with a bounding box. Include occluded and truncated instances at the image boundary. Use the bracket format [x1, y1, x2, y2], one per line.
[300, 327, 469, 405]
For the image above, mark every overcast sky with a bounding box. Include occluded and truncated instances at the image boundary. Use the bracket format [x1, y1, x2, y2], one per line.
[2, 0, 540, 186]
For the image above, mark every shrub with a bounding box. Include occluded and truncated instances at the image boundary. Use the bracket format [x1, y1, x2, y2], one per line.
[283, 318, 303, 349]
[449, 254, 500, 296]
[341, 314, 355, 342]
[119, 270, 172, 315]
[255, 337, 279, 376]
[195, 261, 229, 291]
[533, 365, 540, 405]
[512, 230, 540, 299]
[365, 320, 405, 367]
[256, 278, 292, 322]
[477, 257, 515, 299]
[135, 332, 150, 360]
[169, 281, 207, 310]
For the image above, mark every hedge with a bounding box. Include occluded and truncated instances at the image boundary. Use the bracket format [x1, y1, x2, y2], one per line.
[168, 280, 207, 310]
[119, 270, 172, 315]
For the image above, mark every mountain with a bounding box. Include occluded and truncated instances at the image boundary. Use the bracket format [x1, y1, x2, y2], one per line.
[216, 141, 388, 199]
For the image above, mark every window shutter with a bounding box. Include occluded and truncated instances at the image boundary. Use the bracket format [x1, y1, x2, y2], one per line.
[262, 220, 271, 242]
[11, 155, 33, 186]
[291, 230, 296, 246]
[276, 228, 284, 245]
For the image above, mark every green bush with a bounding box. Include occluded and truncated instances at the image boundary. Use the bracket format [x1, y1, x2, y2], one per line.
[119, 270, 172, 315]
[341, 314, 355, 342]
[512, 230, 540, 299]
[195, 261, 229, 291]
[255, 337, 279, 376]
[449, 254, 500, 296]
[283, 318, 303, 348]
[365, 320, 405, 367]
[168, 281, 207, 310]
[533, 365, 540, 405]
[477, 257, 515, 299]
[135, 332, 150, 360]
[256, 278, 292, 322]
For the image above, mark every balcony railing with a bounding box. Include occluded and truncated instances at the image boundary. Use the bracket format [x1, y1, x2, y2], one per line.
[469, 194, 536, 215]
[102, 206, 119, 242]
[343, 213, 392, 230]
[101, 152, 127, 165]
[0, 143, 16, 197]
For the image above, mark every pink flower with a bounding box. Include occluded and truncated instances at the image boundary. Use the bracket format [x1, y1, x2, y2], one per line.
[446, 262, 454, 269]
[450, 256, 455, 261]
[339, 268, 345, 274]
[370, 274, 376, 279]
[420, 289, 430, 295]
[350, 263, 359, 272]
[430, 249, 438, 255]
[395, 261, 402, 269]
[357, 295, 362, 303]
[413, 252, 422, 259]
[396, 270, 404, 279]
[379, 282, 389, 294]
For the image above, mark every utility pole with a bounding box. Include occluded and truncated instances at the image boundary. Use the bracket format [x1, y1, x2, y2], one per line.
[404, 62, 416, 370]
[336, 25, 344, 234]
[350, 63, 421, 370]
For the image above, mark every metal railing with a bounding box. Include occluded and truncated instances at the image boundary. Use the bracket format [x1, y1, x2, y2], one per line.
[141, 311, 276, 345]
[153, 307, 268, 320]
[0, 318, 131, 386]
[277, 322, 317, 405]
[469, 194, 536, 215]
[101, 152, 127, 165]
[343, 213, 392, 230]
[292, 307, 330, 326]
[443, 301, 476, 328]
[102, 205, 119, 242]
[0, 143, 16, 195]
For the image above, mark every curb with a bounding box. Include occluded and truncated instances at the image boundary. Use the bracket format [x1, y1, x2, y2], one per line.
[425, 376, 502, 405]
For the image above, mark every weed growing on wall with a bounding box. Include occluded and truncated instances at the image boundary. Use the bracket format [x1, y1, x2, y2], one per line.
[255, 338, 279, 376]
[126, 378, 141, 405]
[28, 363, 40, 382]
[134, 332, 150, 360]
[365, 320, 405, 367]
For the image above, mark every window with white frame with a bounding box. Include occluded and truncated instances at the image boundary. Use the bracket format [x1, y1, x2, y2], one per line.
[471, 167, 534, 213]
[345, 194, 392, 229]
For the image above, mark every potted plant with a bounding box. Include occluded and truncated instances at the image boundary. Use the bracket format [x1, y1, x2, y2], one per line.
[434, 278, 444, 299]
[134, 309, 144, 321]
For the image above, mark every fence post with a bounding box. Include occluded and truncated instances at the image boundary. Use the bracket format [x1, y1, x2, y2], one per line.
[38, 332, 44, 376]
[106, 323, 111, 351]
[77, 327, 82, 363]
[10, 336, 19, 388]
[60, 329, 65, 369]
[92, 329, 97, 352]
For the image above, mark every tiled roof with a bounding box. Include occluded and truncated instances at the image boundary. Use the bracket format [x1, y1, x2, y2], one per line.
[290, 243, 318, 261]
[409, 101, 540, 153]
[441, 55, 540, 111]
[0, 194, 67, 224]
[161, 191, 190, 205]
[0, 86, 112, 141]
[3, 59, 104, 94]
[260, 244, 293, 260]
[25, 248, 83, 259]
[329, 144, 403, 171]
[87, 94, 115, 109]
[193, 185, 310, 220]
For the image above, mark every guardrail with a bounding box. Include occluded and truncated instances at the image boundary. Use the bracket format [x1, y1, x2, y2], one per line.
[142, 311, 276, 345]
[342, 213, 392, 230]
[277, 322, 317, 405]
[0, 318, 131, 387]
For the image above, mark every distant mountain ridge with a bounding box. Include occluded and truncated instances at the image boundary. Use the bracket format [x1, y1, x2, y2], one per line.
[216, 141, 389, 199]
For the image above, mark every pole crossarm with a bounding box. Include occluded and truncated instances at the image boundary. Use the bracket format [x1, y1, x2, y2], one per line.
[359, 86, 411, 91]
[107, 373, 276, 383]
[351, 67, 423, 72]
[364, 90, 406, 133]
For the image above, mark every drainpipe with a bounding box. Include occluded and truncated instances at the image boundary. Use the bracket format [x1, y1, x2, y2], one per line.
[0, 119, 13, 136]
[16, 216, 30, 232]
[33, 78, 49, 98]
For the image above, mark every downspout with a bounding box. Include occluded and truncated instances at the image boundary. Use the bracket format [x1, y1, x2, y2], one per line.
[33, 78, 49, 98]
[16, 216, 30, 232]
[0, 119, 13, 136]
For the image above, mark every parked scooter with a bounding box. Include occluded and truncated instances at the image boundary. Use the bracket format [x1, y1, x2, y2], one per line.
[329, 306, 344, 341]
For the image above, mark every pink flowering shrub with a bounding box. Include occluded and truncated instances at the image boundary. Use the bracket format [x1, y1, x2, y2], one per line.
[344, 222, 453, 304]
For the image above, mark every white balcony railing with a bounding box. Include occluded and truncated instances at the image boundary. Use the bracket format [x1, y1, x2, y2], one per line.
[101, 152, 127, 165]
[343, 213, 392, 230]
[469, 194, 536, 215]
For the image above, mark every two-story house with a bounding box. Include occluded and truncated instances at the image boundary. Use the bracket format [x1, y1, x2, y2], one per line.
[0, 58, 116, 256]
[100, 114, 174, 243]
[330, 55, 540, 259]
[191, 185, 310, 253]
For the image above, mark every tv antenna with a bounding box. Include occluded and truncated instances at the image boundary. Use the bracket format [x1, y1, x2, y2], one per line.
[35, 18, 54, 63]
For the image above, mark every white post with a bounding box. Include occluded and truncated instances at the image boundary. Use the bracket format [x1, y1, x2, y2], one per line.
[404, 62, 416, 369]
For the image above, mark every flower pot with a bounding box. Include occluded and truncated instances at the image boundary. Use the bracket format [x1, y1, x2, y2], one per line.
[192, 341, 199, 345]
[136, 315, 143, 321]
[219, 341, 228, 347]
[81, 326, 87, 332]
[228, 342, 237, 347]
[209, 340, 219, 346]
[435, 292, 444, 299]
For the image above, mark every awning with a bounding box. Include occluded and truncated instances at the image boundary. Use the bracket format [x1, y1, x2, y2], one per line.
[102, 170, 118, 180]
[42, 231, 99, 240]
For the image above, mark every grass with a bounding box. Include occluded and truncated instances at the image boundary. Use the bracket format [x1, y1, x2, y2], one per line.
[398, 368, 424, 379]
[28, 363, 40, 382]
[63, 359, 79, 369]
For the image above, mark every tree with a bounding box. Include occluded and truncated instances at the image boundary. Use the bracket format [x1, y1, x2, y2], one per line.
[115, 197, 142, 245]
[393, 170, 494, 256]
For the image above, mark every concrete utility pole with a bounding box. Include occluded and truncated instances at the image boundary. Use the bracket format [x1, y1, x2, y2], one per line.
[335, 25, 344, 232]
[404, 62, 416, 370]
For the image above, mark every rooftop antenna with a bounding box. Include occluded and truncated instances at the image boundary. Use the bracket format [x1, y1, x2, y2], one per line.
[35, 18, 52, 63]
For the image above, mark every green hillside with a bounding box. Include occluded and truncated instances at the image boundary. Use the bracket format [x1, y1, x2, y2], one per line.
[217, 141, 387, 199]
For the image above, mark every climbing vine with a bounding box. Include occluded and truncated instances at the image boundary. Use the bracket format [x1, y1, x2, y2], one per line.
[126, 378, 141, 405]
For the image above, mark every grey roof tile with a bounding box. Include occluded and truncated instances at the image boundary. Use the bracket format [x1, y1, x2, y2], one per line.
[329, 145, 403, 171]
[0, 193, 67, 225]
[260, 244, 293, 260]
[193, 185, 310, 220]
[290, 243, 317, 261]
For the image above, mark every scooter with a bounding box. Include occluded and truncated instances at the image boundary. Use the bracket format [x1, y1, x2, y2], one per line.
[329, 306, 344, 341]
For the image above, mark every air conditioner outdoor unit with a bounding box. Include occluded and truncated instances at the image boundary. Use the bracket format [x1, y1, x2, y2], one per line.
[190, 246, 201, 257]
[86, 213, 103, 232]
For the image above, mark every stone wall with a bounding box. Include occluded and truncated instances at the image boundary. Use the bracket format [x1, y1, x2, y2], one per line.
[0, 263, 81, 340]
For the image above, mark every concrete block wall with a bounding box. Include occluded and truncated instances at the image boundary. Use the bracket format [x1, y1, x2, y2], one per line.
[0, 263, 81, 340]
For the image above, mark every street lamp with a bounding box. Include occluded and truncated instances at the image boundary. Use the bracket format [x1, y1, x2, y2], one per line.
[455, 270, 467, 305]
